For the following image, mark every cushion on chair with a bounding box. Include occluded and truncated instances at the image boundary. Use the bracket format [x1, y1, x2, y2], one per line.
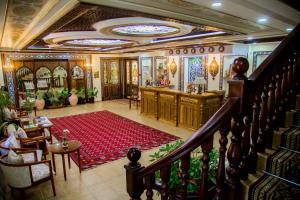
[17, 127, 27, 138]
[43, 128, 50, 137]
[22, 150, 43, 163]
[7, 124, 17, 137]
[7, 150, 24, 164]
[31, 164, 50, 182]
[0, 134, 20, 155]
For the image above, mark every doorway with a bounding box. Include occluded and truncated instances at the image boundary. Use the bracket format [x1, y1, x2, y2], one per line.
[101, 58, 121, 100]
[124, 58, 139, 97]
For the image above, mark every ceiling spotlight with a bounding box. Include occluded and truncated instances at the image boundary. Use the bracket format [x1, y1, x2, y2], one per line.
[257, 18, 268, 23]
[212, 2, 222, 7]
[286, 27, 293, 32]
[247, 36, 253, 40]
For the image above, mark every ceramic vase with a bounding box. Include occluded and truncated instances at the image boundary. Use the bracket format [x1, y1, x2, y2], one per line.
[35, 99, 45, 110]
[69, 94, 78, 106]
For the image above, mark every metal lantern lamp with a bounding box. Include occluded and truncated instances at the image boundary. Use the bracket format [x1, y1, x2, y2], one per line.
[169, 58, 177, 78]
[209, 57, 219, 80]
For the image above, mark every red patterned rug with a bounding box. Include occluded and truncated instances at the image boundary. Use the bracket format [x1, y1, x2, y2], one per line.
[51, 111, 179, 170]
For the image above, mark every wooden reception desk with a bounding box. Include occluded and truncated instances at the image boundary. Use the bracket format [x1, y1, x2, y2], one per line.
[140, 87, 225, 130]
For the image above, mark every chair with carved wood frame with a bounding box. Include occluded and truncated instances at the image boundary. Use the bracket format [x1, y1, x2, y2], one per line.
[0, 150, 56, 198]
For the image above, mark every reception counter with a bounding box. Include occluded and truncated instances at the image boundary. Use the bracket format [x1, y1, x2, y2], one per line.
[140, 87, 225, 130]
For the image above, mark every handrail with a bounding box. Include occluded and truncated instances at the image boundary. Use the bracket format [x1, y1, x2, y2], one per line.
[125, 23, 300, 200]
[249, 23, 300, 83]
[138, 97, 239, 177]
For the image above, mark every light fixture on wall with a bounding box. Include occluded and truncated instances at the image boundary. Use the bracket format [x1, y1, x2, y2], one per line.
[4, 64, 14, 72]
[169, 59, 177, 78]
[209, 57, 219, 80]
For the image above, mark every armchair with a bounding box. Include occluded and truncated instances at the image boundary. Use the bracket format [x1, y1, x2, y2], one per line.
[0, 150, 55, 198]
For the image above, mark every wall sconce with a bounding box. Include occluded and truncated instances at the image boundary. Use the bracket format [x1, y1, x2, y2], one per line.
[169, 58, 177, 78]
[209, 57, 219, 80]
[4, 64, 14, 72]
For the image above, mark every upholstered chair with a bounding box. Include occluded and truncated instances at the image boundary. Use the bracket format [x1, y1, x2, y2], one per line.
[0, 150, 56, 198]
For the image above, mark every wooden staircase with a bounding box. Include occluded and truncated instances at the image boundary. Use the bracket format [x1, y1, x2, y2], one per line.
[124, 23, 300, 200]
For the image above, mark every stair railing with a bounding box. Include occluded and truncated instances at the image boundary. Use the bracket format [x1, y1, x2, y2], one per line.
[125, 23, 300, 200]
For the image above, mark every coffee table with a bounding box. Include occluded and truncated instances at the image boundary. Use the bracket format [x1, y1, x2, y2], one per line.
[47, 140, 82, 181]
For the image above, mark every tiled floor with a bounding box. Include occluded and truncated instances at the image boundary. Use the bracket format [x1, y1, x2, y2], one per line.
[3, 100, 195, 200]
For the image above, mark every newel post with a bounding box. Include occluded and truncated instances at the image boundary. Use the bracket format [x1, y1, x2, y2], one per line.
[124, 147, 144, 200]
[226, 57, 252, 199]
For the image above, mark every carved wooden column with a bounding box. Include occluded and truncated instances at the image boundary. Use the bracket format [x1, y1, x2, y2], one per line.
[125, 148, 144, 200]
[226, 57, 250, 200]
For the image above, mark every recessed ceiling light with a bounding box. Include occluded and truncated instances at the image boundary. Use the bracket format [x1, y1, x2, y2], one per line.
[257, 18, 268, 23]
[286, 27, 293, 32]
[247, 36, 253, 40]
[212, 2, 222, 7]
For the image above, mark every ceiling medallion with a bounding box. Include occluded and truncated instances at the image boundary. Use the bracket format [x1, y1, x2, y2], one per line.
[64, 39, 131, 46]
[112, 24, 180, 36]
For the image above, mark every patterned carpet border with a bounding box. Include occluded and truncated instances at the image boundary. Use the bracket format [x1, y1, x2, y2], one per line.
[50, 111, 179, 170]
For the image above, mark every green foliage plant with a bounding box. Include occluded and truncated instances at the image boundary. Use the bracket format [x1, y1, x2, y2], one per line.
[149, 140, 219, 195]
[58, 88, 69, 105]
[0, 89, 11, 123]
[36, 90, 45, 100]
[77, 88, 86, 98]
[87, 87, 98, 98]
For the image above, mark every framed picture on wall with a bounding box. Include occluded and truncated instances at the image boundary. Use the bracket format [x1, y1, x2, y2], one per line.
[140, 57, 153, 86]
[154, 56, 168, 82]
[253, 51, 272, 72]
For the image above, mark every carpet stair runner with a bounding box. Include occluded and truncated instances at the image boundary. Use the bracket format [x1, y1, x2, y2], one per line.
[249, 113, 300, 200]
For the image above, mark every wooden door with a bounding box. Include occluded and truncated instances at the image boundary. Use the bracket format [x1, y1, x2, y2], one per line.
[125, 59, 139, 97]
[101, 59, 121, 100]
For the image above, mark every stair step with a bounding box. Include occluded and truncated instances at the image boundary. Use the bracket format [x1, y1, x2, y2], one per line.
[267, 149, 300, 184]
[256, 149, 274, 172]
[249, 174, 300, 200]
[281, 127, 300, 151]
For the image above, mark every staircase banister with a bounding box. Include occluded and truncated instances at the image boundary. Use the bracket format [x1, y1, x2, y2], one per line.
[249, 23, 300, 83]
[138, 97, 240, 178]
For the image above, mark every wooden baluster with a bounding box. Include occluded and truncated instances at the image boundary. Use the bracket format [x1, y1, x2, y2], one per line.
[291, 58, 296, 107]
[281, 66, 288, 123]
[287, 63, 293, 110]
[125, 148, 144, 200]
[274, 73, 284, 128]
[160, 166, 171, 200]
[145, 174, 155, 200]
[240, 114, 251, 180]
[248, 92, 262, 173]
[226, 114, 244, 200]
[257, 85, 268, 152]
[264, 77, 275, 148]
[200, 137, 213, 200]
[180, 153, 190, 200]
[214, 119, 230, 200]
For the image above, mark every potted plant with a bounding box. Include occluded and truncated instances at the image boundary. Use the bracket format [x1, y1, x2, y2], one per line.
[149, 140, 218, 199]
[0, 88, 11, 124]
[58, 88, 69, 106]
[87, 87, 98, 103]
[21, 98, 35, 119]
[77, 88, 86, 104]
[69, 89, 78, 106]
[35, 90, 45, 110]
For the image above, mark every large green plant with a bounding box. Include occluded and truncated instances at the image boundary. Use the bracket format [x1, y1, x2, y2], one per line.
[0, 88, 11, 124]
[149, 140, 218, 194]
[58, 88, 69, 105]
[77, 88, 86, 98]
[87, 87, 98, 98]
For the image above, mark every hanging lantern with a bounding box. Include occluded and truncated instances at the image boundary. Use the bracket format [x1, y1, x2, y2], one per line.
[169, 58, 177, 78]
[209, 57, 219, 80]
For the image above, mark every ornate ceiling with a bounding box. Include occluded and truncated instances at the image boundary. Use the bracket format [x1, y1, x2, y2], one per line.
[0, 0, 299, 53]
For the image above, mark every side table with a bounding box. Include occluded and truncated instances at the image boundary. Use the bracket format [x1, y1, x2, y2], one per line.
[47, 140, 82, 181]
